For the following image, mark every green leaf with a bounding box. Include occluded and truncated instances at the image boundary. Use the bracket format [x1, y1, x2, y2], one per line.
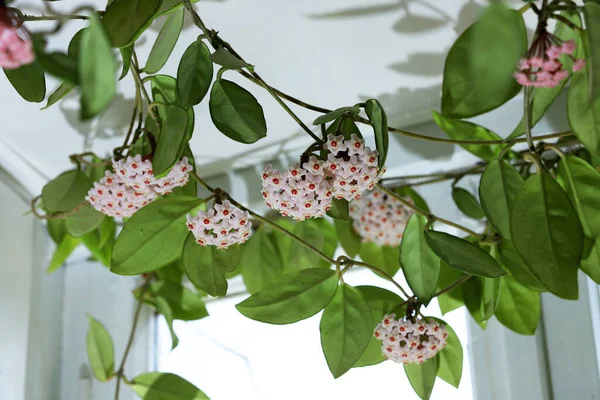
[432, 111, 503, 161]
[434, 320, 463, 388]
[155, 296, 179, 350]
[239, 227, 284, 293]
[364, 99, 388, 168]
[182, 234, 240, 297]
[177, 39, 213, 107]
[327, 116, 362, 140]
[452, 187, 485, 220]
[145, 8, 184, 74]
[86, 316, 114, 382]
[47, 234, 81, 272]
[510, 173, 583, 299]
[286, 219, 337, 270]
[424, 231, 505, 277]
[320, 284, 373, 378]
[436, 261, 465, 315]
[47, 219, 66, 244]
[498, 240, 546, 292]
[495, 275, 540, 335]
[150, 75, 195, 138]
[400, 215, 440, 304]
[404, 357, 438, 400]
[568, 34, 600, 156]
[353, 286, 404, 368]
[334, 219, 360, 258]
[103, 0, 163, 47]
[326, 198, 349, 221]
[3, 61, 46, 103]
[509, 12, 582, 138]
[148, 281, 208, 321]
[41, 81, 75, 110]
[158, 0, 200, 15]
[581, 237, 600, 284]
[130, 372, 209, 400]
[119, 45, 133, 80]
[584, 2, 600, 101]
[313, 106, 360, 126]
[462, 277, 487, 329]
[79, 13, 116, 119]
[32, 36, 78, 84]
[210, 47, 253, 71]
[236, 268, 338, 324]
[82, 217, 116, 267]
[209, 79, 267, 144]
[42, 170, 91, 212]
[153, 105, 189, 176]
[479, 160, 524, 239]
[441, 4, 526, 118]
[359, 242, 401, 277]
[556, 155, 600, 237]
[111, 196, 203, 275]
[65, 205, 105, 237]
[481, 277, 500, 320]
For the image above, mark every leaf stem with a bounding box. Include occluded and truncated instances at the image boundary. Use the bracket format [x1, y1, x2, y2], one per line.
[346, 258, 411, 298]
[523, 87, 536, 152]
[30, 196, 88, 220]
[432, 274, 472, 298]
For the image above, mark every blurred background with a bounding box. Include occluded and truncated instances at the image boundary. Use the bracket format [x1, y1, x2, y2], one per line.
[1, 0, 599, 399]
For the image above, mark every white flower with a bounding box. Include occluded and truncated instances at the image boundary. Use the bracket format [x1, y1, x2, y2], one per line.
[186, 201, 252, 249]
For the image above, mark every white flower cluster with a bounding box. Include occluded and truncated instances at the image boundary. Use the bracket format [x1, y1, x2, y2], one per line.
[349, 188, 412, 247]
[374, 314, 448, 364]
[86, 155, 192, 218]
[261, 134, 383, 220]
[186, 200, 252, 249]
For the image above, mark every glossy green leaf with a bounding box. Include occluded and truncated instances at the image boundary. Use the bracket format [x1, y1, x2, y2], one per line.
[436, 261, 465, 315]
[433, 320, 463, 388]
[236, 268, 338, 325]
[404, 357, 438, 400]
[313, 106, 360, 126]
[359, 242, 401, 277]
[425, 231, 505, 277]
[41, 81, 75, 110]
[47, 219, 66, 244]
[320, 284, 373, 378]
[32, 36, 78, 84]
[79, 13, 116, 119]
[511, 173, 583, 299]
[153, 105, 189, 176]
[111, 196, 203, 275]
[86, 316, 114, 382]
[119, 45, 133, 80]
[65, 205, 105, 237]
[82, 218, 116, 267]
[182, 234, 240, 297]
[495, 275, 540, 335]
[581, 237, 600, 284]
[479, 160, 524, 239]
[130, 372, 208, 400]
[556, 155, 600, 237]
[148, 281, 208, 321]
[155, 296, 179, 350]
[441, 5, 525, 118]
[239, 227, 284, 293]
[209, 79, 267, 144]
[103, 0, 163, 47]
[158, 0, 200, 15]
[509, 12, 581, 138]
[150, 75, 195, 138]
[401, 215, 440, 304]
[42, 170, 91, 212]
[432, 111, 503, 161]
[462, 277, 487, 329]
[584, 2, 600, 101]
[353, 286, 404, 368]
[326, 198, 349, 221]
[481, 277, 500, 320]
[452, 187, 484, 220]
[365, 99, 388, 167]
[286, 219, 337, 270]
[327, 116, 362, 140]
[48, 234, 80, 272]
[177, 39, 213, 107]
[145, 8, 184, 74]
[498, 240, 546, 292]
[334, 219, 360, 258]
[4, 61, 46, 103]
[210, 47, 253, 71]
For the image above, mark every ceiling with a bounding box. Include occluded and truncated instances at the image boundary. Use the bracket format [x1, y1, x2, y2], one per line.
[0, 0, 532, 192]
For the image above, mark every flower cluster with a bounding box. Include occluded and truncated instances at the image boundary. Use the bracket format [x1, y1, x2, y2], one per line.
[186, 200, 252, 248]
[261, 134, 383, 220]
[349, 188, 412, 247]
[86, 155, 192, 218]
[0, 22, 35, 69]
[514, 40, 585, 88]
[374, 314, 448, 364]
[323, 134, 382, 200]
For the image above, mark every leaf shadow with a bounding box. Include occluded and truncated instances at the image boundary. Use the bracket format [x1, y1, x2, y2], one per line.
[388, 51, 447, 76]
[306, 3, 403, 19]
[392, 14, 447, 34]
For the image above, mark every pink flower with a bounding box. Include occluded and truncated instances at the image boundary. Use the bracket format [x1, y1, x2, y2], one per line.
[561, 40, 577, 56]
[542, 60, 561, 72]
[546, 45, 563, 60]
[529, 57, 544, 68]
[514, 72, 532, 86]
[572, 59, 586, 72]
[0, 23, 35, 69]
[518, 58, 530, 70]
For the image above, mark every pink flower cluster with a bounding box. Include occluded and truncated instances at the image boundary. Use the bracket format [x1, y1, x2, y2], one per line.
[374, 314, 448, 365]
[261, 134, 383, 220]
[86, 156, 192, 218]
[514, 40, 585, 88]
[0, 23, 34, 69]
[186, 200, 252, 249]
[349, 188, 412, 247]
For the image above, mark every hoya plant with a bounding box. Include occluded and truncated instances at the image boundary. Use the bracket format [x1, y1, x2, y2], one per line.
[3, 0, 599, 398]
